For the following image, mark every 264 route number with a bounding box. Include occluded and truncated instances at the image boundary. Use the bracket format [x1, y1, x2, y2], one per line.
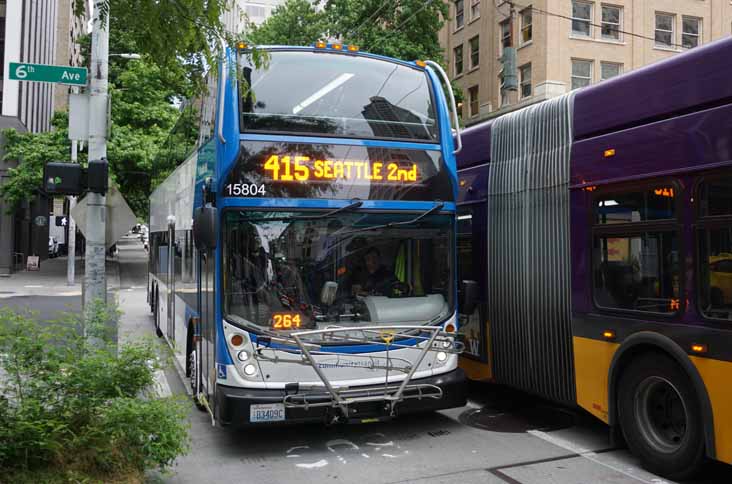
[224, 183, 265, 197]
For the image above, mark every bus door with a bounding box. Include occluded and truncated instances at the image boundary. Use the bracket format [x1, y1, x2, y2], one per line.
[167, 220, 175, 342]
[457, 203, 492, 379]
[196, 248, 216, 402]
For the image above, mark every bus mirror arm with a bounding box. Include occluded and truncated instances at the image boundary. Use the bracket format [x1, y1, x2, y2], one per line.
[425, 60, 462, 155]
[193, 206, 218, 250]
[459, 280, 478, 315]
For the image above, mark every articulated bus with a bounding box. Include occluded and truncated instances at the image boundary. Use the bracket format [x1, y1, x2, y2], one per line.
[148, 42, 468, 428]
[456, 37, 732, 479]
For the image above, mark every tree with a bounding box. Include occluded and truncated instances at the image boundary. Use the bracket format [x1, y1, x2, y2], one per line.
[0, 113, 78, 209]
[249, 0, 326, 46]
[325, 0, 448, 62]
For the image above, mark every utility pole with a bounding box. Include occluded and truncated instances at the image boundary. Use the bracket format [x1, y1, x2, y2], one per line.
[84, 0, 109, 306]
[67, 138, 77, 286]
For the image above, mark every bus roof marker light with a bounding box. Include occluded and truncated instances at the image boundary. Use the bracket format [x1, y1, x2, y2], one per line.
[691, 343, 708, 354]
[604, 148, 616, 158]
[237, 41, 248, 50]
[332, 43, 343, 50]
[415, 60, 427, 68]
[347, 45, 359, 52]
[315, 40, 327, 49]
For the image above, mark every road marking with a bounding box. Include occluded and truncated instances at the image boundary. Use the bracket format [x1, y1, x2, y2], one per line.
[527, 430, 669, 484]
[24, 285, 43, 288]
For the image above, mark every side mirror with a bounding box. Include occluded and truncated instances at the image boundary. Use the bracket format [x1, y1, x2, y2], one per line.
[320, 281, 338, 306]
[459, 280, 479, 315]
[193, 206, 218, 249]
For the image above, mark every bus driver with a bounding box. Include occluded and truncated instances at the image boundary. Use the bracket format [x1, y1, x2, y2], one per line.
[351, 247, 397, 296]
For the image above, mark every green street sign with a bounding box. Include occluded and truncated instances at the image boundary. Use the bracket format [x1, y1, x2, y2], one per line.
[9, 62, 87, 86]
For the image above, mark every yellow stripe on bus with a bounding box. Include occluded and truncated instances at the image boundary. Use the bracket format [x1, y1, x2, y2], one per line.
[690, 355, 732, 464]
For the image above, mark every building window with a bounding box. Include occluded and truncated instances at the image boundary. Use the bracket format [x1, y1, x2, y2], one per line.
[455, 0, 464, 30]
[500, 19, 512, 53]
[470, 0, 480, 21]
[682, 16, 701, 49]
[593, 187, 680, 314]
[600, 62, 622, 80]
[520, 7, 532, 44]
[571, 1, 592, 37]
[469, 85, 479, 117]
[601, 5, 621, 41]
[469, 36, 480, 69]
[519, 63, 531, 98]
[571, 59, 593, 90]
[655, 12, 675, 48]
[454, 45, 464, 76]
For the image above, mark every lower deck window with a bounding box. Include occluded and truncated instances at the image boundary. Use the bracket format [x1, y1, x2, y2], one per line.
[593, 232, 679, 313]
[699, 226, 732, 319]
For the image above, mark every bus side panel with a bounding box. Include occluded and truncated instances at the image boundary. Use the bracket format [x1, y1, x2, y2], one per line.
[573, 336, 617, 423]
[691, 356, 732, 464]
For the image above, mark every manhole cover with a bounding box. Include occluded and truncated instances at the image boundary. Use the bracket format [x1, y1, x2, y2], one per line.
[459, 405, 575, 433]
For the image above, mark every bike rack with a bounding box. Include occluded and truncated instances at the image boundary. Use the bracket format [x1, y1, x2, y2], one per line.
[254, 325, 463, 420]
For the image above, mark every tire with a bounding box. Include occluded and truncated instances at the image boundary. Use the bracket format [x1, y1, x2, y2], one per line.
[154, 291, 163, 338]
[617, 352, 705, 480]
[189, 349, 207, 412]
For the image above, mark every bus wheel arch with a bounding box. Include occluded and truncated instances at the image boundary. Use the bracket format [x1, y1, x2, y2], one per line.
[608, 332, 715, 472]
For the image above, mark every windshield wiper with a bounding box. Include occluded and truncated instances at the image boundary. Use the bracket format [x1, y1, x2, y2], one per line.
[339, 202, 445, 236]
[286, 199, 363, 221]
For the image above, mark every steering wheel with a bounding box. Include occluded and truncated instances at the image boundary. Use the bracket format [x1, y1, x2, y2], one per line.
[388, 281, 412, 298]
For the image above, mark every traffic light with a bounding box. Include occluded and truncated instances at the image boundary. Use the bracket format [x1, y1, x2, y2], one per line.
[44, 162, 83, 195]
[43, 159, 109, 195]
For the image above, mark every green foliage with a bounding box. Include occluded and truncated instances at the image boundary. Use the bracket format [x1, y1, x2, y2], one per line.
[0, 304, 190, 479]
[325, 0, 449, 62]
[249, 0, 326, 46]
[0, 113, 80, 209]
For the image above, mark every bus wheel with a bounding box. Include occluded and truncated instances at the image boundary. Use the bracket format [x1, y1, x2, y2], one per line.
[189, 349, 206, 412]
[154, 292, 163, 338]
[617, 353, 705, 480]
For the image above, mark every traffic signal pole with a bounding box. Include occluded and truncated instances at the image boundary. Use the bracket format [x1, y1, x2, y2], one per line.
[84, 0, 109, 307]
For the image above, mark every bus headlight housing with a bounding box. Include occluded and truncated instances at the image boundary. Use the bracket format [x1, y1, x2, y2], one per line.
[237, 350, 250, 362]
[244, 364, 257, 376]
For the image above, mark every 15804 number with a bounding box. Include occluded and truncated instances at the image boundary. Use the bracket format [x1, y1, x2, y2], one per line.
[224, 183, 265, 197]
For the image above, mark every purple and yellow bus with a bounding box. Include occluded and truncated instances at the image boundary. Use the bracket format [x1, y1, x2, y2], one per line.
[456, 37, 732, 479]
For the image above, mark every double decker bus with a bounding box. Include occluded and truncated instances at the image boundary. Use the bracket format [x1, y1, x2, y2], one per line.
[148, 42, 467, 427]
[456, 37, 732, 479]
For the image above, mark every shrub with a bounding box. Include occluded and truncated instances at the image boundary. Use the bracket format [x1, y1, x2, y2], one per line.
[0, 302, 190, 480]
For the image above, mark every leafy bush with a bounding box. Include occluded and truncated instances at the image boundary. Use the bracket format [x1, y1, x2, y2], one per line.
[0, 302, 190, 480]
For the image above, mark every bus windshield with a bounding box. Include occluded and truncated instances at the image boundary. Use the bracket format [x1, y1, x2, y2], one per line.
[223, 210, 454, 333]
[239, 50, 439, 142]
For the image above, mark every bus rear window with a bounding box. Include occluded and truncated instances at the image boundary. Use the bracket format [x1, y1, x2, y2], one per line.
[239, 51, 439, 142]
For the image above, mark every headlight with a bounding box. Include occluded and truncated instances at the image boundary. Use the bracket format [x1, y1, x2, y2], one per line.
[436, 351, 448, 362]
[244, 364, 257, 376]
[237, 350, 250, 362]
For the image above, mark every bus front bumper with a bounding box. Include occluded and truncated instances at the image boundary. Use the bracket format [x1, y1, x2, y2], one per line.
[215, 368, 467, 427]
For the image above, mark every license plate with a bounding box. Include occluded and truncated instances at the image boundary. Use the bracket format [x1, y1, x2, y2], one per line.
[250, 403, 286, 423]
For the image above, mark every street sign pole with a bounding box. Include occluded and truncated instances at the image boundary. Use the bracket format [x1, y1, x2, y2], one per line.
[67, 138, 77, 286]
[84, 0, 109, 313]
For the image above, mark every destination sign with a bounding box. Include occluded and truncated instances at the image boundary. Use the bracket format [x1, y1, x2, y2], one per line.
[223, 140, 455, 202]
[262, 155, 419, 183]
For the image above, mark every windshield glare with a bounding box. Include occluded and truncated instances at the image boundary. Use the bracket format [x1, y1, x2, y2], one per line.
[223, 210, 454, 335]
[239, 51, 439, 142]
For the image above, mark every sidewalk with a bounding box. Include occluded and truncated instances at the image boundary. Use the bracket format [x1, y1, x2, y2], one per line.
[0, 253, 120, 299]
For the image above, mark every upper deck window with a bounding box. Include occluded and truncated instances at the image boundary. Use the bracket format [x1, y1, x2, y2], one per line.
[239, 50, 439, 143]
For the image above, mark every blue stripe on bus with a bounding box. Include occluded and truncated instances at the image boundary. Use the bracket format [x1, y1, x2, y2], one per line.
[250, 333, 427, 354]
[238, 133, 442, 151]
[218, 197, 456, 211]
